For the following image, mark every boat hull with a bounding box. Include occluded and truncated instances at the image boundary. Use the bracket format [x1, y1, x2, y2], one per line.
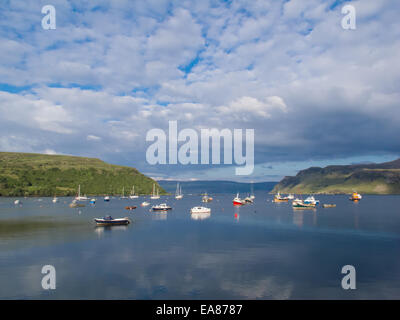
[94, 218, 130, 226]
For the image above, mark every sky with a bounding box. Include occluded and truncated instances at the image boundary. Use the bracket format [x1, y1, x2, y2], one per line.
[0, 0, 399, 182]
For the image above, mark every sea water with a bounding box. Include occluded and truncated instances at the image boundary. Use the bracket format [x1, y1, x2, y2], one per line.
[0, 193, 399, 299]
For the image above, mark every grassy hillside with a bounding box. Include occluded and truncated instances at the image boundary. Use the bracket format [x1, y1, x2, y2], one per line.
[0, 152, 165, 196]
[272, 159, 400, 194]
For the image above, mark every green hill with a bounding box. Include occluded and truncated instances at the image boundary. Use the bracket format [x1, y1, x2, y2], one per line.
[0, 152, 165, 197]
[272, 159, 400, 194]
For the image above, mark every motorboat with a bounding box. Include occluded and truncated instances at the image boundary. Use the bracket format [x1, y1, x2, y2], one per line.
[287, 194, 295, 200]
[152, 203, 172, 211]
[94, 216, 130, 226]
[273, 192, 289, 202]
[292, 198, 316, 209]
[349, 192, 362, 201]
[304, 196, 320, 205]
[141, 201, 150, 207]
[90, 198, 96, 204]
[14, 199, 21, 205]
[190, 206, 211, 214]
[104, 196, 110, 202]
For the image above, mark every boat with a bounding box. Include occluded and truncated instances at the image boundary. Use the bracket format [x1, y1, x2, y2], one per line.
[349, 192, 362, 201]
[323, 204, 336, 208]
[250, 183, 255, 200]
[90, 198, 96, 204]
[202, 193, 213, 202]
[152, 203, 172, 211]
[175, 183, 183, 199]
[190, 206, 211, 214]
[233, 193, 245, 206]
[287, 194, 295, 200]
[244, 196, 253, 203]
[273, 192, 289, 202]
[125, 206, 137, 210]
[14, 199, 21, 205]
[292, 198, 316, 209]
[52, 190, 58, 203]
[120, 187, 128, 199]
[104, 196, 110, 202]
[94, 216, 130, 226]
[304, 196, 320, 205]
[129, 186, 139, 199]
[75, 185, 88, 201]
[150, 184, 160, 199]
[141, 201, 150, 207]
[69, 200, 85, 208]
[191, 207, 211, 220]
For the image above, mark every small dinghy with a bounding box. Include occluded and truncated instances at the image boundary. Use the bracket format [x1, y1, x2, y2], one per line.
[323, 204, 336, 208]
[125, 206, 137, 210]
[94, 216, 130, 226]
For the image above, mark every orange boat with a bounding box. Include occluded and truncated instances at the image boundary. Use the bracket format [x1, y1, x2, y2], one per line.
[125, 206, 137, 210]
[273, 192, 289, 202]
[349, 192, 362, 201]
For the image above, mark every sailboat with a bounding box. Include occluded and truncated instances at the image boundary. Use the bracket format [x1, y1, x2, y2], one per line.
[120, 187, 128, 199]
[52, 189, 58, 203]
[250, 183, 255, 200]
[129, 186, 139, 199]
[75, 185, 88, 201]
[175, 183, 183, 199]
[233, 193, 245, 206]
[150, 183, 160, 199]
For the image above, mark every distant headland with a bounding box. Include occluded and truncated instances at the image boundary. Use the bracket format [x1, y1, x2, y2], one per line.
[272, 158, 400, 194]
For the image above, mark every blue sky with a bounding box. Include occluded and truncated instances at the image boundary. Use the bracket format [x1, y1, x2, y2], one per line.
[0, 0, 399, 181]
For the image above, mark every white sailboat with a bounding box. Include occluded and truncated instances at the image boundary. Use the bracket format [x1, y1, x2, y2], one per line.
[75, 185, 88, 201]
[175, 183, 183, 199]
[120, 187, 128, 199]
[150, 183, 160, 199]
[52, 189, 58, 203]
[129, 186, 139, 199]
[250, 182, 255, 200]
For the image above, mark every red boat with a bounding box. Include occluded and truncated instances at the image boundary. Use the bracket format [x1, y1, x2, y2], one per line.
[233, 193, 245, 206]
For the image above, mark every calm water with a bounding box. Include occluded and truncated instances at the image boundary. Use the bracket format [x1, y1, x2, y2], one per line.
[1, 193, 400, 299]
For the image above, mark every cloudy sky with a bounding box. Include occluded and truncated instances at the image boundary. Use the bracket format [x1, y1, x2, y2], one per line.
[0, 0, 399, 181]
